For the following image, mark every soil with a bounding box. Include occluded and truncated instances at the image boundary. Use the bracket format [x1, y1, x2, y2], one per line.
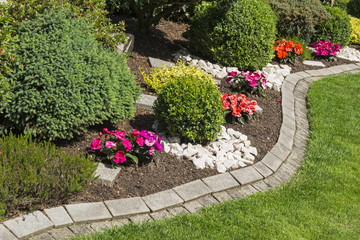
[3, 18, 359, 221]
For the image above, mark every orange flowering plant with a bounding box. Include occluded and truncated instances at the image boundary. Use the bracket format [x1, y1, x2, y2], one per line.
[220, 93, 258, 124]
[273, 39, 303, 63]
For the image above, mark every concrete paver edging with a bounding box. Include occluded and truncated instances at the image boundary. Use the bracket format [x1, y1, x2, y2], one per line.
[2, 63, 360, 240]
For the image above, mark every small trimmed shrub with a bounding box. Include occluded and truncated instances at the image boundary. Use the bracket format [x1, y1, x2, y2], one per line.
[314, 6, 352, 46]
[0, 133, 97, 218]
[350, 16, 360, 44]
[268, 0, 330, 44]
[153, 76, 224, 144]
[0, 11, 141, 140]
[347, 0, 360, 18]
[142, 61, 214, 93]
[188, 0, 277, 71]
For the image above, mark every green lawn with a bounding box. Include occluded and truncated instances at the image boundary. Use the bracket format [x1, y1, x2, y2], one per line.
[73, 73, 360, 240]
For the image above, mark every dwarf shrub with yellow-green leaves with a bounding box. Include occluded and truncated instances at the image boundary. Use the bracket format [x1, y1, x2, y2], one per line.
[142, 61, 215, 93]
[350, 16, 360, 44]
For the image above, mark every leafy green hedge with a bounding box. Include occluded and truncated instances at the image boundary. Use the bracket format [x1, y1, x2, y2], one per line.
[0, 11, 141, 140]
[0, 133, 97, 219]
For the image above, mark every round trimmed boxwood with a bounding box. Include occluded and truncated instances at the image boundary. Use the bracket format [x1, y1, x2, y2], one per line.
[313, 6, 352, 46]
[153, 75, 224, 144]
[0, 11, 141, 140]
[188, 0, 277, 71]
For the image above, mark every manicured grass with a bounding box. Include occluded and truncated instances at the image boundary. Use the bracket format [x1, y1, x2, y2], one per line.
[73, 73, 360, 239]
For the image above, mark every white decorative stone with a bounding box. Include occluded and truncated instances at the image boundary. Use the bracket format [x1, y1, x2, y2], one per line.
[239, 135, 248, 142]
[216, 164, 227, 173]
[168, 137, 180, 144]
[198, 60, 207, 69]
[248, 146, 258, 156]
[244, 140, 251, 147]
[216, 69, 228, 79]
[193, 158, 206, 169]
[190, 59, 198, 66]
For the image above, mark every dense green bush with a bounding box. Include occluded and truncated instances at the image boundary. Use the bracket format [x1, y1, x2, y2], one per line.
[153, 76, 224, 144]
[322, 0, 350, 10]
[350, 16, 360, 44]
[347, 0, 360, 18]
[188, 0, 277, 71]
[314, 6, 351, 46]
[0, 133, 97, 218]
[0, 11, 141, 140]
[6, 0, 126, 48]
[268, 0, 330, 44]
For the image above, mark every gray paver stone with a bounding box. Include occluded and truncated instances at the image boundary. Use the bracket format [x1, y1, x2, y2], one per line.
[270, 142, 291, 161]
[168, 207, 189, 216]
[68, 224, 94, 237]
[142, 189, 183, 212]
[294, 71, 311, 78]
[202, 172, 239, 192]
[48, 228, 75, 240]
[111, 218, 130, 228]
[44, 207, 73, 228]
[284, 74, 302, 85]
[281, 81, 295, 92]
[94, 162, 121, 187]
[29, 233, 54, 240]
[282, 99, 294, 114]
[281, 90, 294, 106]
[105, 197, 150, 218]
[227, 185, 258, 199]
[148, 57, 175, 68]
[261, 152, 283, 172]
[129, 214, 152, 224]
[135, 94, 157, 111]
[253, 161, 273, 178]
[183, 200, 203, 213]
[251, 180, 272, 192]
[150, 210, 172, 220]
[356, 62, 360, 66]
[173, 180, 212, 202]
[282, 112, 296, 133]
[304, 76, 322, 83]
[0, 225, 17, 240]
[303, 60, 325, 67]
[116, 33, 134, 54]
[326, 66, 343, 74]
[197, 195, 219, 206]
[90, 221, 112, 232]
[263, 176, 283, 188]
[212, 191, 233, 202]
[230, 166, 263, 185]
[3, 211, 53, 239]
[314, 68, 335, 76]
[277, 125, 295, 151]
[273, 166, 293, 183]
[339, 63, 358, 71]
[65, 202, 112, 223]
[349, 69, 360, 74]
[305, 69, 323, 76]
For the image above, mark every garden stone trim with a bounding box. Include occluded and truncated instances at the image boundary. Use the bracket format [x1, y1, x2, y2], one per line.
[4, 63, 360, 239]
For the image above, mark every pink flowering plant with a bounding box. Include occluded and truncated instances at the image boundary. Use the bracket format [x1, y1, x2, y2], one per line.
[90, 128, 163, 165]
[309, 40, 341, 61]
[221, 93, 258, 124]
[226, 71, 267, 97]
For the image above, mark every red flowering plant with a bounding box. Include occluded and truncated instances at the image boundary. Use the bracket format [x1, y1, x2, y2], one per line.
[90, 128, 163, 165]
[221, 93, 258, 124]
[226, 71, 267, 97]
[273, 39, 303, 64]
[309, 40, 341, 61]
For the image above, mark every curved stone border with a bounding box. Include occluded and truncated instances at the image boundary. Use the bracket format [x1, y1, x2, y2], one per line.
[1, 63, 360, 240]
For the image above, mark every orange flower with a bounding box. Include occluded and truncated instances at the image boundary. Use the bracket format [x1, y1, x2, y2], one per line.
[277, 50, 287, 59]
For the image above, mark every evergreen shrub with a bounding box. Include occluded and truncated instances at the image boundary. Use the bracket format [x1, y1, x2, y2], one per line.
[314, 6, 352, 46]
[350, 16, 360, 44]
[0, 133, 97, 219]
[188, 0, 277, 71]
[1, 11, 141, 140]
[142, 61, 214, 93]
[153, 76, 224, 144]
[347, 0, 360, 18]
[268, 0, 330, 44]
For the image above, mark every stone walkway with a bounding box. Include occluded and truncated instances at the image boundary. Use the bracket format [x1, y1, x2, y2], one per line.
[1, 63, 360, 240]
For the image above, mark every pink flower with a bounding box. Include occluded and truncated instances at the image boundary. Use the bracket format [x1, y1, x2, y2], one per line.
[261, 79, 267, 89]
[90, 138, 102, 150]
[145, 136, 157, 147]
[113, 150, 126, 164]
[136, 136, 144, 147]
[330, 48, 337, 55]
[226, 77, 232, 83]
[132, 129, 140, 137]
[122, 139, 132, 152]
[102, 128, 110, 134]
[155, 141, 163, 151]
[334, 44, 341, 52]
[149, 147, 155, 155]
[105, 141, 117, 148]
[228, 71, 237, 77]
[249, 80, 258, 88]
[113, 131, 126, 140]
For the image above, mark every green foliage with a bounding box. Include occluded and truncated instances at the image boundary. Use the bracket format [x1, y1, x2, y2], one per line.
[268, 0, 330, 44]
[347, 0, 360, 18]
[142, 61, 214, 93]
[0, 11, 141, 141]
[282, 35, 314, 60]
[188, 0, 277, 71]
[153, 76, 224, 144]
[314, 6, 352, 46]
[0, 133, 97, 219]
[6, 0, 126, 48]
[321, 0, 350, 10]
[350, 16, 360, 44]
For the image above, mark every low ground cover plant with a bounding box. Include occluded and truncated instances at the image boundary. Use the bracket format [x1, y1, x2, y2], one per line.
[0, 133, 97, 219]
[309, 40, 341, 61]
[273, 39, 303, 63]
[188, 0, 277, 70]
[154, 75, 224, 144]
[91, 128, 162, 165]
[221, 93, 258, 124]
[314, 6, 352, 47]
[142, 61, 214, 93]
[226, 71, 267, 97]
[0, 11, 141, 141]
